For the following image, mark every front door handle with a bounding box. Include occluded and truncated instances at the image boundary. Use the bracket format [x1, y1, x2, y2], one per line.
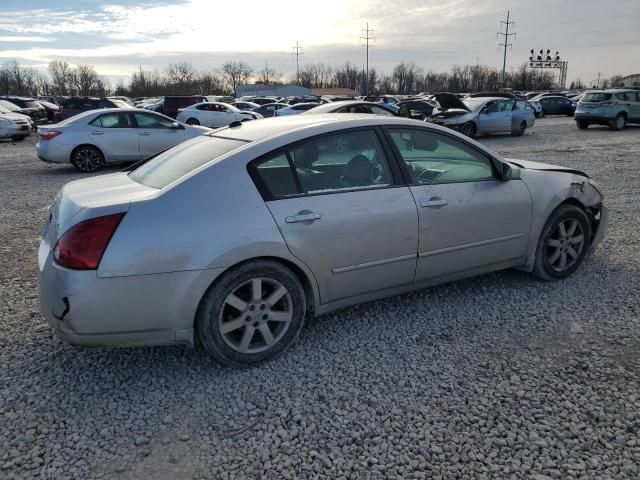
[285, 213, 322, 223]
[138, 132, 150, 136]
[420, 197, 448, 208]
[90, 131, 103, 135]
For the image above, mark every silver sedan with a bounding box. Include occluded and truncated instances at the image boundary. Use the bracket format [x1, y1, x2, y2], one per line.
[39, 115, 607, 367]
[36, 108, 210, 172]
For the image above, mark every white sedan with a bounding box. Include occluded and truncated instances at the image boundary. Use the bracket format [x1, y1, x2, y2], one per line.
[36, 108, 210, 172]
[275, 103, 321, 116]
[176, 102, 262, 127]
[0, 104, 33, 140]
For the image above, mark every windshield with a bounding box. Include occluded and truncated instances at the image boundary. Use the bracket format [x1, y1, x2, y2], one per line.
[129, 135, 248, 189]
[23, 100, 40, 108]
[0, 105, 9, 114]
[582, 93, 612, 102]
[0, 100, 20, 111]
[461, 98, 486, 112]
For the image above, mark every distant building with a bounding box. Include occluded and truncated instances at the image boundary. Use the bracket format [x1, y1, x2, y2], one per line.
[312, 88, 359, 96]
[620, 74, 640, 88]
[236, 83, 310, 98]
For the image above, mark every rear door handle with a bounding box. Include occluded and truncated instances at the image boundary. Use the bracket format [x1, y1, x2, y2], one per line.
[420, 198, 448, 208]
[90, 131, 103, 135]
[138, 132, 150, 136]
[285, 213, 322, 223]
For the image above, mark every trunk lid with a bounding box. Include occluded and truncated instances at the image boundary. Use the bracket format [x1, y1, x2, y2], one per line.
[45, 172, 158, 244]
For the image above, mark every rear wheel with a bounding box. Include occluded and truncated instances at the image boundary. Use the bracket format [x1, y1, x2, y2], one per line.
[610, 113, 626, 131]
[532, 204, 591, 281]
[10, 136, 26, 141]
[186, 118, 200, 125]
[71, 145, 104, 173]
[511, 121, 526, 137]
[461, 122, 476, 137]
[196, 260, 307, 367]
[576, 120, 589, 130]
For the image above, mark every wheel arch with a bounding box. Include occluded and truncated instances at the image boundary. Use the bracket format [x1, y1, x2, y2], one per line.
[70, 143, 105, 163]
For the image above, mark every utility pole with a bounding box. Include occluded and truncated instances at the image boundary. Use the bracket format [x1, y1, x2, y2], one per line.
[596, 72, 601, 88]
[292, 41, 303, 85]
[497, 11, 516, 87]
[264, 60, 270, 84]
[360, 23, 374, 96]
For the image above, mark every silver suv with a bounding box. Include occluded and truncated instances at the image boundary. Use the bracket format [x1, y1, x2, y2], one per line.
[574, 89, 640, 130]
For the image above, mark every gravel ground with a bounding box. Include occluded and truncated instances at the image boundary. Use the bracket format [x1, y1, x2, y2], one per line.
[0, 117, 639, 480]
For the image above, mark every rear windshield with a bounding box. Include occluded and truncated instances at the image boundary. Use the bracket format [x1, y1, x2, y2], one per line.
[23, 100, 40, 108]
[582, 93, 612, 102]
[129, 135, 247, 189]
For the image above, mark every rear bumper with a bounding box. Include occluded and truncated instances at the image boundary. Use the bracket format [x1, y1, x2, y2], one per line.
[574, 114, 612, 124]
[38, 239, 224, 347]
[0, 124, 32, 138]
[36, 140, 72, 164]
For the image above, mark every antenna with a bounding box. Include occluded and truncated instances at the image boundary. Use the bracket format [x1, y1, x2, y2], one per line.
[497, 11, 516, 87]
[292, 41, 303, 84]
[360, 23, 375, 96]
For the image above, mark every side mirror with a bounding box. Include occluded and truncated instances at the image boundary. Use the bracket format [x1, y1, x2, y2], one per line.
[500, 162, 520, 180]
[171, 122, 181, 129]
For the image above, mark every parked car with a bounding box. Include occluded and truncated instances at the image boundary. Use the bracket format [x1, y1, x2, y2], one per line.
[37, 100, 60, 122]
[58, 97, 129, 120]
[241, 97, 280, 106]
[527, 100, 544, 118]
[36, 108, 210, 172]
[535, 96, 575, 117]
[36, 95, 65, 106]
[467, 92, 519, 99]
[176, 102, 261, 127]
[275, 103, 320, 116]
[427, 94, 535, 137]
[251, 103, 290, 118]
[38, 115, 607, 367]
[0, 99, 37, 123]
[396, 99, 437, 120]
[107, 96, 135, 106]
[0, 104, 33, 140]
[162, 96, 206, 118]
[574, 89, 640, 130]
[231, 101, 260, 111]
[206, 95, 235, 104]
[363, 95, 401, 106]
[305, 101, 396, 116]
[0, 96, 47, 124]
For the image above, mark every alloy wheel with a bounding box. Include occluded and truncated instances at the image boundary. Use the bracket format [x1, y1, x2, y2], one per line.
[546, 218, 585, 272]
[616, 115, 625, 130]
[218, 277, 293, 354]
[74, 148, 102, 172]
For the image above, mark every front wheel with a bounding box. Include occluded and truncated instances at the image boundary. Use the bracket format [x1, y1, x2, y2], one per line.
[196, 260, 307, 367]
[71, 145, 104, 173]
[461, 122, 476, 137]
[576, 120, 589, 130]
[532, 204, 592, 281]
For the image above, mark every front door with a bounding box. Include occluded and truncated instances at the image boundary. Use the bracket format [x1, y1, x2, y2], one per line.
[252, 128, 419, 304]
[384, 126, 532, 281]
[478, 100, 511, 133]
[86, 112, 139, 161]
[133, 112, 186, 159]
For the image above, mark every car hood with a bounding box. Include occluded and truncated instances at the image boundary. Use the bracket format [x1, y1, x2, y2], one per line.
[506, 158, 588, 178]
[0, 112, 32, 122]
[432, 93, 471, 112]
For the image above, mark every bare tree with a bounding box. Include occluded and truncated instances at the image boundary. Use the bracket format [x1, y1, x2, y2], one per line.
[221, 61, 253, 96]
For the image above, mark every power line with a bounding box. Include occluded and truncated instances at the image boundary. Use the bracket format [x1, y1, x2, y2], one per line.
[360, 23, 374, 96]
[497, 10, 516, 86]
[291, 41, 303, 84]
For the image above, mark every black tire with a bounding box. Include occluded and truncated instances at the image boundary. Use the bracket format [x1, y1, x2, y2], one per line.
[10, 136, 26, 141]
[534, 111, 542, 119]
[186, 118, 200, 125]
[71, 145, 104, 173]
[576, 120, 589, 130]
[610, 113, 626, 131]
[532, 204, 592, 281]
[196, 260, 307, 367]
[541, 109, 547, 117]
[511, 121, 526, 137]
[461, 122, 476, 137]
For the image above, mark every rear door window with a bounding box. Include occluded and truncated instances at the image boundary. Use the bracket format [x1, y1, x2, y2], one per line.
[582, 93, 612, 102]
[89, 113, 131, 128]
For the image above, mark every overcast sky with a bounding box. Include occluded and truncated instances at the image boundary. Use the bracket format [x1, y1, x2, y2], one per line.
[1, 0, 639, 85]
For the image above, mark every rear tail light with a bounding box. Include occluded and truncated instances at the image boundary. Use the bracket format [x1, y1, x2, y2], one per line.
[39, 131, 62, 141]
[53, 213, 125, 270]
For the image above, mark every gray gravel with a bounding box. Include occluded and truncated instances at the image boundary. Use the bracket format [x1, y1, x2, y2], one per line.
[1, 118, 639, 479]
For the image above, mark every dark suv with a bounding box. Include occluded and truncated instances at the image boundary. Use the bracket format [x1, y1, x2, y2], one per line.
[0, 96, 47, 124]
[163, 96, 206, 118]
[58, 97, 128, 120]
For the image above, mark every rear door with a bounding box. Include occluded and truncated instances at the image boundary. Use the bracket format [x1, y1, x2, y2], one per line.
[133, 112, 186, 158]
[86, 112, 139, 161]
[624, 91, 640, 120]
[384, 126, 532, 281]
[251, 128, 419, 304]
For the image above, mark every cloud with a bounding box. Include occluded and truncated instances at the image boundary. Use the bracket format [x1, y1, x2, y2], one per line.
[0, 36, 54, 42]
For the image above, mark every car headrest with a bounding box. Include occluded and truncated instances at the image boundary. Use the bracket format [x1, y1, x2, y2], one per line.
[295, 143, 319, 169]
[342, 155, 372, 186]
